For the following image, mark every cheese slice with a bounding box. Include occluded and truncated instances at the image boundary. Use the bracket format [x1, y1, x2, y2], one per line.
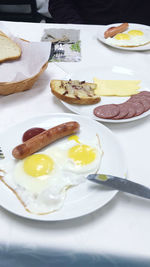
[93, 77, 141, 96]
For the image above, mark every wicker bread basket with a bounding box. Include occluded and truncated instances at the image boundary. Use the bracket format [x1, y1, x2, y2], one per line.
[0, 61, 48, 95]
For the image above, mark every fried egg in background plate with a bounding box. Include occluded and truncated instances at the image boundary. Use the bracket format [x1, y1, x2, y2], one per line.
[106, 28, 150, 47]
[0, 134, 103, 215]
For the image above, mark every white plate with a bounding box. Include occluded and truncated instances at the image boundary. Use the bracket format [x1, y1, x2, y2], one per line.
[61, 65, 150, 123]
[0, 113, 127, 221]
[97, 23, 150, 51]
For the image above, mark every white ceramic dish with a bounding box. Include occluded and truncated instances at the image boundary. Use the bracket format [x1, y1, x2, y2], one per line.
[0, 113, 127, 221]
[97, 23, 150, 51]
[60, 66, 150, 123]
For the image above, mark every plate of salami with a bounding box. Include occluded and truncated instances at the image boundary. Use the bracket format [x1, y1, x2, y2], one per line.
[58, 65, 150, 123]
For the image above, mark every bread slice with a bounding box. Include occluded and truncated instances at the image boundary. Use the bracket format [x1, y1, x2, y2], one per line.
[50, 80, 101, 105]
[0, 32, 21, 63]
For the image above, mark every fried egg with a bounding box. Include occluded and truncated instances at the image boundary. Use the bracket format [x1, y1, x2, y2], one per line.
[0, 135, 103, 215]
[106, 29, 150, 47]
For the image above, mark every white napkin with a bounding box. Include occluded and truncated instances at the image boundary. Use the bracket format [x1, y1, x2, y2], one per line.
[0, 22, 51, 83]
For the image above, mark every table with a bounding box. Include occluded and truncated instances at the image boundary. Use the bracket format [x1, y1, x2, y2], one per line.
[0, 21, 150, 264]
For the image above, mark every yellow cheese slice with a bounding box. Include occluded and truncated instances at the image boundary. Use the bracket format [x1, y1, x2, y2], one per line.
[93, 77, 141, 96]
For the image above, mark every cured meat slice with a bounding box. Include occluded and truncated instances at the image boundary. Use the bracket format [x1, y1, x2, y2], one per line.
[137, 91, 150, 98]
[137, 99, 150, 112]
[93, 91, 150, 120]
[122, 102, 136, 119]
[127, 93, 150, 101]
[128, 96, 150, 112]
[94, 104, 120, 119]
[113, 103, 129, 119]
[132, 102, 145, 116]
[123, 102, 144, 119]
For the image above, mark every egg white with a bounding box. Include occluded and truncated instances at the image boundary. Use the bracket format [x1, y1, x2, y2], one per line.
[0, 135, 103, 215]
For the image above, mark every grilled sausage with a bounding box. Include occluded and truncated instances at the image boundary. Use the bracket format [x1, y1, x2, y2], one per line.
[104, 23, 129, 39]
[12, 121, 80, 159]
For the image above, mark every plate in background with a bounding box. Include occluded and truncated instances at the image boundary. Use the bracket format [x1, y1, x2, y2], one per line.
[97, 23, 150, 51]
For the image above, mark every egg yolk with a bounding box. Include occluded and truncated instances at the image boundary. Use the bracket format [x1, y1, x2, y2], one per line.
[68, 145, 96, 165]
[114, 33, 130, 40]
[68, 135, 80, 143]
[128, 30, 143, 36]
[24, 154, 54, 177]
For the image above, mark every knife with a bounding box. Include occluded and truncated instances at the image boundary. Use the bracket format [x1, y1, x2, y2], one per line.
[87, 174, 150, 199]
[49, 42, 56, 61]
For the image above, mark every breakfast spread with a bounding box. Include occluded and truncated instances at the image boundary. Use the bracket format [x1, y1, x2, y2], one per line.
[12, 121, 80, 159]
[50, 79, 101, 104]
[94, 91, 150, 120]
[93, 77, 141, 96]
[0, 31, 21, 63]
[104, 23, 150, 47]
[0, 121, 103, 215]
[0, 22, 150, 220]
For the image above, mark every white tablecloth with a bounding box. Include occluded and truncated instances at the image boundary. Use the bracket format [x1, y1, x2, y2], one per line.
[0, 21, 150, 260]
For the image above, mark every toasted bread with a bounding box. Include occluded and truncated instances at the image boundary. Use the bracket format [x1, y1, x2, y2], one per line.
[50, 80, 101, 105]
[0, 31, 21, 63]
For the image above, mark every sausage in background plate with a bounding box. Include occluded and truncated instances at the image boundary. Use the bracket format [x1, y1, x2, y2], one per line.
[104, 23, 129, 39]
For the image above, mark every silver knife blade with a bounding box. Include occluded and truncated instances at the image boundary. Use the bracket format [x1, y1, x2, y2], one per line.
[87, 174, 150, 200]
[49, 42, 55, 61]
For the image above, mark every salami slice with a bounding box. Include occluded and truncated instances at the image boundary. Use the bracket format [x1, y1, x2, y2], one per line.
[132, 102, 145, 116]
[94, 91, 150, 120]
[112, 103, 129, 119]
[140, 99, 150, 112]
[94, 104, 120, 119]
[130, 91, 150, 101]
[128, 96, 150, 112]
[122, 102, 136, 119]
[137, 91, 150, 98]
